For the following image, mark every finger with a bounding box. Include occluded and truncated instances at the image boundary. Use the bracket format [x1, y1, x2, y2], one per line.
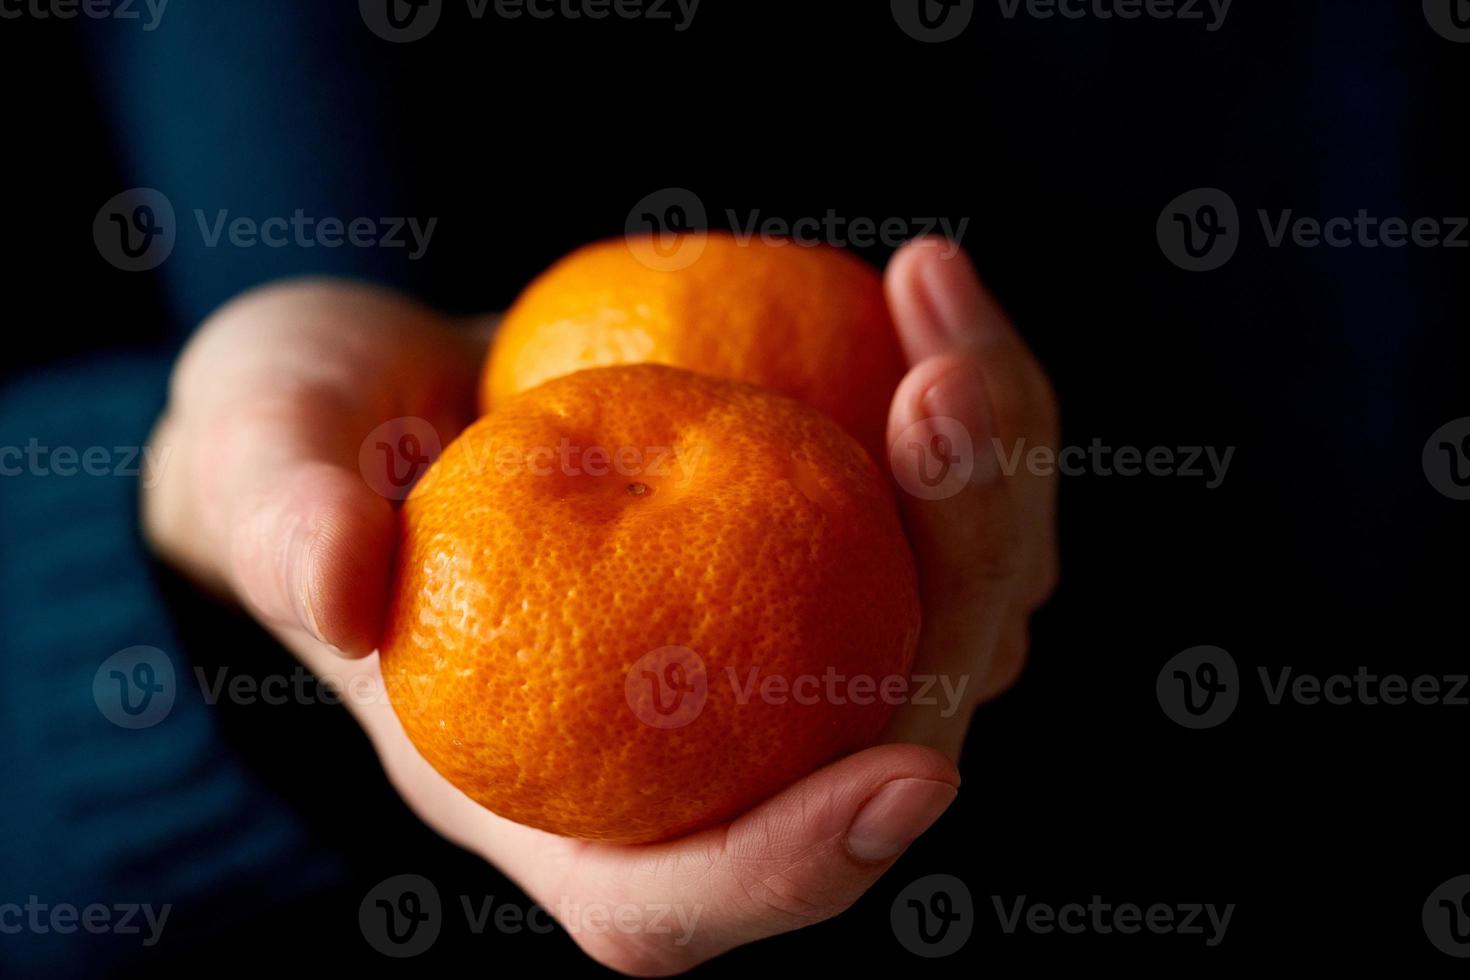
[885, 235, 1014, 363]
[884, 354, 1017, 754]
[887, 239, 1060, 616]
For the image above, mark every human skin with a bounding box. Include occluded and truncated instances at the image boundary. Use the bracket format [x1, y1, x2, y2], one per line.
[142, 238, 1059, 975]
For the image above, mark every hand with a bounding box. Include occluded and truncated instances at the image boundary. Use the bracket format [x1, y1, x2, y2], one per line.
[142, 239, 1057, 975]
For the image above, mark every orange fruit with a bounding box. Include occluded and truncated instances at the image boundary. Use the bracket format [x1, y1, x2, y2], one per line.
[381, 364, 920, 843]
[481, 232, 905, 461]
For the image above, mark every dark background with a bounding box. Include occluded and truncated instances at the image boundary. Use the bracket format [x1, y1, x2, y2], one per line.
[0, 0, 1463, 974]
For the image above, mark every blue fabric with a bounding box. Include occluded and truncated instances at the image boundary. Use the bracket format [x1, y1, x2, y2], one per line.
[5, 8, 442, 970]
[80, 1, 429, 334]
[0, 353, 345, 973]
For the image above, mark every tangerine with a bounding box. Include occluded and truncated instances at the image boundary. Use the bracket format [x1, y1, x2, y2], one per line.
[381, 364, 919, 843]
[481, 232, 905, 461]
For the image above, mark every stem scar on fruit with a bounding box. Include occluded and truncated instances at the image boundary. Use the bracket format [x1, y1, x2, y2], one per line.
[626, 482, 649, 496]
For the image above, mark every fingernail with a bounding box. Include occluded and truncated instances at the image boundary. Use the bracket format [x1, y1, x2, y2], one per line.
[917, 244, 987, 345]
[287, 524, 328, 645]
[921, 365, 999, 484]
[846, 778, 957, 863]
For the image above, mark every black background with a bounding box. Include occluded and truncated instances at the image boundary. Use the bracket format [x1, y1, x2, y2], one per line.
[1, 0, 1464, 973]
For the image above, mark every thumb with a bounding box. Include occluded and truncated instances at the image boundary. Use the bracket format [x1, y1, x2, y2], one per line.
[146, 398, 402, 657]
[143, 280, 480, 657]
[222, 454, 397, 656]
[594, 743, 958, 973]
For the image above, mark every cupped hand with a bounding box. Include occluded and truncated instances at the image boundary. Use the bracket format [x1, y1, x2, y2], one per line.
[142, 240, 1058, 976]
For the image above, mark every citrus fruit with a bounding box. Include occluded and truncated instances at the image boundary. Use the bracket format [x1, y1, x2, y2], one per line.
[481, 232, 905, 461]
[380, 364, 920, 843]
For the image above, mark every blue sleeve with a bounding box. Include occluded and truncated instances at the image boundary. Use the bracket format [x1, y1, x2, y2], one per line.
[0, 354, 345, 973]
[80, 0, 434, 335]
